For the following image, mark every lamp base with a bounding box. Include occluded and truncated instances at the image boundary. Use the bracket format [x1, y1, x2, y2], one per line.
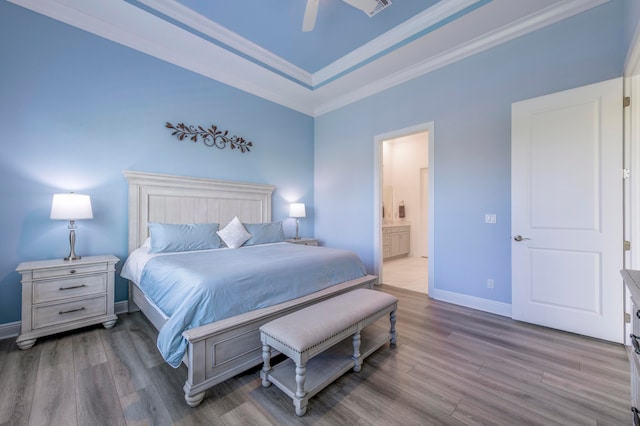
[63, 226, 81, 261]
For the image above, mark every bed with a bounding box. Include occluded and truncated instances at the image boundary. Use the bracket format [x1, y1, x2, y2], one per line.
[122, 170, 377, 406]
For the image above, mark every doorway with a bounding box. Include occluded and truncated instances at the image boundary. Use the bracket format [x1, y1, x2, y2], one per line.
[373, 122, 434, 294]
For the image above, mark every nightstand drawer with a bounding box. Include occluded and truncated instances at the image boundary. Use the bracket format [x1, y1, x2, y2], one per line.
[33, 274, 106, 304]
[32, 295, 107, 329]
[32, 263, 107, 279]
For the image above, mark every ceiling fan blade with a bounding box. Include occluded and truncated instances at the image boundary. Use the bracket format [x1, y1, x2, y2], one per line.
[302, 0, 319, 32]
[342, 0, 379, 15]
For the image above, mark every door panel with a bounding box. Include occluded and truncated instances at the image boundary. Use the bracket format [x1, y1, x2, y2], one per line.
[511, 78, 623, 343]
[530, 248, 600, 312]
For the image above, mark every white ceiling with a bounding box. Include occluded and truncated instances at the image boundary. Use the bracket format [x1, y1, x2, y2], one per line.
[8, 0, 610, 116]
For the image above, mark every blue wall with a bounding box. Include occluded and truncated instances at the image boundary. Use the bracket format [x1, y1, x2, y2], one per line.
[0, 0, 635, 327]
[314, 1, 628, 309]
[0, 2, 314, 325]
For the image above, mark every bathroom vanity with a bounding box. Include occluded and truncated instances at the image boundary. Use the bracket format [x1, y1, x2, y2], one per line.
[382, 223, 410, 260]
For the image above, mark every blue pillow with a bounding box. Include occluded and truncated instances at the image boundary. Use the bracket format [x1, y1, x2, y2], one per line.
[243, 222, 285, 246]
[148, 223, 221, 253]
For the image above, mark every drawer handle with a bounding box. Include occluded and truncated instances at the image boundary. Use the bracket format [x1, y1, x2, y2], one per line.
[633, 407, 640, 426]
[59, 307, 85, 315]
[59, 284, 87, 291]
[69, 270, 77, 274]
[631, 334, 640, 355]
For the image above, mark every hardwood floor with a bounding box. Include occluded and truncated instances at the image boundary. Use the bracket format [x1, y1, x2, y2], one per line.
[0, 285, 631, 425]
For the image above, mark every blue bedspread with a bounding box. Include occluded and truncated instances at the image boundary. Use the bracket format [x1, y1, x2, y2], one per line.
[137, 242, 367, 367]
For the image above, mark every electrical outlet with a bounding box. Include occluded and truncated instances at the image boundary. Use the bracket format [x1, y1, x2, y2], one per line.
[487, 279, 494, 289]
[485, 214, 496, 224]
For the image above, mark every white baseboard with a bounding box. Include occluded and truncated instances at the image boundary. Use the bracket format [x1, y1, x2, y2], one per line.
[429, 288, 512, 318]
[0, 300, 131, 342]
[115, 300, 129, 315]
[0, 321, 21, 340]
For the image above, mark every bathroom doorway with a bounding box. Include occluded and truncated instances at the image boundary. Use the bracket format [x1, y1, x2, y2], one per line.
[374, 123, 433, 294]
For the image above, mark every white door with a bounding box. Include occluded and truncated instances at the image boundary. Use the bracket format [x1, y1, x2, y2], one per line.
[511, 78, 623, 343]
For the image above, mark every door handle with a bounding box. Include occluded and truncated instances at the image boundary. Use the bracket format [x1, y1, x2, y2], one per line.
[513, 235, 531, 242]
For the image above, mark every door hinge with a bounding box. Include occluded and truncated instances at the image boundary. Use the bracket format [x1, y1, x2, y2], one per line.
[625, 312, 631, 323]
[624, 168, 631, 180]
[624, 96, 631, 107]
[625, 240, 631, 251]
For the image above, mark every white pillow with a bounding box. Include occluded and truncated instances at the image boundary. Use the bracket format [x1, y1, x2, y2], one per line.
[142, 238, 151, 249]
[217, 216, 252, 249]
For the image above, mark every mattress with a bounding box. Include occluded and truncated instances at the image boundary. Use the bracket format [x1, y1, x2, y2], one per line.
[121, 242, 367, 367]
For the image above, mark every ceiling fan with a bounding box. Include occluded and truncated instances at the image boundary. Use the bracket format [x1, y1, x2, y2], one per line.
[303, 0, 391, 32]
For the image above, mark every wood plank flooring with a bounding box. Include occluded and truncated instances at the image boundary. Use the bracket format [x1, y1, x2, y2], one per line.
[0, 285, 631, 425]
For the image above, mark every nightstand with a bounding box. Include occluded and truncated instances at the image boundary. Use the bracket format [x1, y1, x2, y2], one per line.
[286, 238, 319, 246]
[15, 255, 119, 350]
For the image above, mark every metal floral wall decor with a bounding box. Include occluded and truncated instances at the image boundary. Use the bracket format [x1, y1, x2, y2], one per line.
[166, 122, 253, 153]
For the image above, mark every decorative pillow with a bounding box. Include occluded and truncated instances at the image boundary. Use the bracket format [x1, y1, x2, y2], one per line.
[243, 222, 285, 246]
[141, 237, 151, 249]
[148, 223, 221, 253]
[217, 216, 252, 249]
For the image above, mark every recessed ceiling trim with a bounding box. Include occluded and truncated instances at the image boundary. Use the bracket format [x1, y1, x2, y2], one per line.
[7, 0, 613, 118]
[8, 0, 316, 115]
[312, 0, 483, 86]
[136, 0, 314, 87]
[313, 0, 611, 115]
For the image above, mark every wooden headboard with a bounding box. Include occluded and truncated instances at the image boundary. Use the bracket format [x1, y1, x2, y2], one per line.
[123, 170, 274, 253]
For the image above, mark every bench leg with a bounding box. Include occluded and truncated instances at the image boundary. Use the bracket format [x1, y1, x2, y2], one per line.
[294, 364, 308, 416]
[352, 331, 362, 372]
[294, 398, 308, 417]
[261, 344, 272, 387]
[390, 310, 397, 345]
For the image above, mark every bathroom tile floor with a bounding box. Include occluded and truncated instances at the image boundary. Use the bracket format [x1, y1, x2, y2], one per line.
[382, 256, 428, 294]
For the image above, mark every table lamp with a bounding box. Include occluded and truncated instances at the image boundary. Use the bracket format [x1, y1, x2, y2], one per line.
[289, 203, 306, 240]
[50, 193, 93, 260]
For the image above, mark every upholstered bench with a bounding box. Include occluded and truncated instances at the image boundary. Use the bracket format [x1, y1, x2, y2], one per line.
[259, 288, 398, 416]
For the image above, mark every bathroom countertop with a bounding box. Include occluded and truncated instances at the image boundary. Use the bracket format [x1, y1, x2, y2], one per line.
[382, 222, 410, 227]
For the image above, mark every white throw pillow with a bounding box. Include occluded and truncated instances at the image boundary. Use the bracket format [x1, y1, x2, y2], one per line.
[217, 216, 252, 249]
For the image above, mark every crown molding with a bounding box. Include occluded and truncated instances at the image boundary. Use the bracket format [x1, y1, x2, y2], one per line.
[313, 0, 611, 115]
[7, 0, 612, 117]
[8, 0, 316, 115]
[137, 0, 313, 87]
[139, 0, 484, 88]
[312, 0, 482, 86]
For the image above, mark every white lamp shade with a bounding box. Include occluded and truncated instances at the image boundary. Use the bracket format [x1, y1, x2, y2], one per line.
[50, 193, 93, 220]
[289, 203, 306, 218]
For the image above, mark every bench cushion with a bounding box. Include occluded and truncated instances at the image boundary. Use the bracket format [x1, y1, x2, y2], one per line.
[260, 289, 397, 353]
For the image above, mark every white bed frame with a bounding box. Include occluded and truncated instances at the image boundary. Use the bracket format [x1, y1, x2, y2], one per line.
[123, 170, 377, 406]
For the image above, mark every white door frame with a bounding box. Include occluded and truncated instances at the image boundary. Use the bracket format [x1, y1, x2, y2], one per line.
[623, 19, 640, 343]
[420, 167, 429, 258]
[373, 121, 434, 292]
[624, 75, 640, 271]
